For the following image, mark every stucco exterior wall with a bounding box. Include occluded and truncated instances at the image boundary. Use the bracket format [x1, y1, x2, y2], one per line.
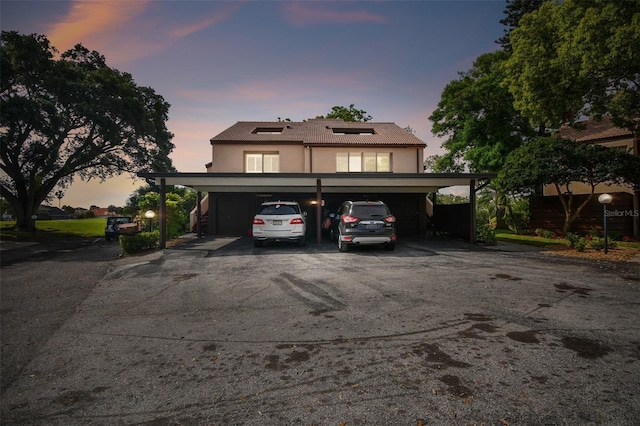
[210, 144, 424, 173]
[211, 144, 306, 172]
[308, 146, 424, 173]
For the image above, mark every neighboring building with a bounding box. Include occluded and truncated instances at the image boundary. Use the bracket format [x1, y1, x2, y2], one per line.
[141, 119, 495, 245]
[90, 207, 120, 218]
[38, 206, 70, 220]
[529, 116, 639, 236]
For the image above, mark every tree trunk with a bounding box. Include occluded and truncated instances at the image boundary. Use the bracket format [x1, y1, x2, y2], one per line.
[11, 197, 38, 232]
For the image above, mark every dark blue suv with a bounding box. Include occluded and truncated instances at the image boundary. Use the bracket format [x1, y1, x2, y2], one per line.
[334, 201, 396, 252]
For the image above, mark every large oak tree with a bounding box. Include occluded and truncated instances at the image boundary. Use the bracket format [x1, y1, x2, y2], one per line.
[1, 32, 175, 230]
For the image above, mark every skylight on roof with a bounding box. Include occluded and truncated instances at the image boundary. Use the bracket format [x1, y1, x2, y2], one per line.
[253, 127, 284, 135]
[332, 128, 375, 135]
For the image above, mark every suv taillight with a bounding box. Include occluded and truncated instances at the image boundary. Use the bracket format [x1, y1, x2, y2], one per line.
[342, 215, 359, 224]
[253, 218, 265, 225]
[384, 215, 396, 223]
[290, 218, 304, 225]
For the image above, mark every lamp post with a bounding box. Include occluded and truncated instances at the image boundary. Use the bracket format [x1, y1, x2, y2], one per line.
[145, 210, 155, 232]
[598, 193, 613, 254]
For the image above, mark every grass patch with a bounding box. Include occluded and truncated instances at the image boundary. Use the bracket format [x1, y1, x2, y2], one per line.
[495, 229, 568, 248]
[0, 218, 106, 241]
[495, 229, 640, 250]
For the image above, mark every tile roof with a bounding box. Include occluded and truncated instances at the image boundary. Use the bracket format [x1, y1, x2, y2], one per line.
[210, 119, 426, 147]
[558, 116, 633, 142]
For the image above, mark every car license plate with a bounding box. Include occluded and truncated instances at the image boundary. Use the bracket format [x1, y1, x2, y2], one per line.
[272, 220, 282, 225]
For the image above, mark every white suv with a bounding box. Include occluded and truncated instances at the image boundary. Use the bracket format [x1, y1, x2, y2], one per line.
[252, 201, 307, 247]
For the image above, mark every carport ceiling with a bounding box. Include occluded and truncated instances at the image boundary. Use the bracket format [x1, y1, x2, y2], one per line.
[139, 172, 495, 194]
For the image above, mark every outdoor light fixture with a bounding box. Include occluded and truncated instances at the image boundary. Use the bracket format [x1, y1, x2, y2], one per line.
[145, 210, 155, 232]
[598, 193, 613, 254]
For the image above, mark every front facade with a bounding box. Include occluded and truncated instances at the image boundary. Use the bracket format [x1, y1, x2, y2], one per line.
[142, 119, 495, 247]
[530, 117, 639, 236]
[203, 119, 428, 238]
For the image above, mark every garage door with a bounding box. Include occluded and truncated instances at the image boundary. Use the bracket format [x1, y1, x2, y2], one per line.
[216, 196, 253, 236]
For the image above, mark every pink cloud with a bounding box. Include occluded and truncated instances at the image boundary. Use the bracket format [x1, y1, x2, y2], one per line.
[283, 2, 387, 27]
[171, 1, 244, 38]
[47, 0, 151, 53]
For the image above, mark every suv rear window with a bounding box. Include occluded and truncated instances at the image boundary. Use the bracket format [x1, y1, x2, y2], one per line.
[259, 204, 300, 215]
[109, 217, 132, 225]
[351, 204, 389, 218]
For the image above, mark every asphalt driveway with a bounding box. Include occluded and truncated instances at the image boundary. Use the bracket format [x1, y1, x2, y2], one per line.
[1, 236, 639, 425]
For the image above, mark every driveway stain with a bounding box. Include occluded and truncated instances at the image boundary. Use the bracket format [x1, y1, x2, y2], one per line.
[439, 374, 473, 398]
[507, 330, 540, 344]
[409, 343, 471, 369]
[562, 336, 610, 359]
[555, 283, 592, 296]
[492, 273, 523, 281]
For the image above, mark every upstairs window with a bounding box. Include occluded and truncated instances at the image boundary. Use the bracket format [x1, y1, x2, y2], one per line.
[246, 153, 279, 173]
[336, 152, 391, 172]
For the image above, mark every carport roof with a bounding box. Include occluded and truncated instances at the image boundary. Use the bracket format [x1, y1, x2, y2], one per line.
[138, 172, 495, 194]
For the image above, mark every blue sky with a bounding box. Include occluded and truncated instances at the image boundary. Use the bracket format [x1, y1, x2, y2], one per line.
[2, 0, 506, 208]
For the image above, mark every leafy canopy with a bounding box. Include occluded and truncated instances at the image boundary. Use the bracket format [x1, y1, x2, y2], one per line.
[0, 31, 175, 230]
[505, 0, 640, 134]
[317, 104, 372, 122]
[428, 51, 534, 173]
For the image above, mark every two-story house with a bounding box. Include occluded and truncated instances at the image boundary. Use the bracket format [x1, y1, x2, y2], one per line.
[141, 119, 494, 246]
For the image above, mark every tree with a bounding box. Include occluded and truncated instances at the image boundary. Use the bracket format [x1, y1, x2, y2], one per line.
[496, 136, 640, 235]
[317, 104, 372, 122]
[136, 191, 188, 238]
[505, 0, 640, 136]
[0, 32, 175, 231]
[497, 0, 547, 52]
[429, 51, 535, 173]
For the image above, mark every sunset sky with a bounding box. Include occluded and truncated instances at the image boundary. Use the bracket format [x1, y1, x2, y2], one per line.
[2, 0, 507, 208]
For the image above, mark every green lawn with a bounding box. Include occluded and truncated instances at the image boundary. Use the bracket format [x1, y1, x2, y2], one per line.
[495, 229, 640, 250]
[0, 218, 106, 241]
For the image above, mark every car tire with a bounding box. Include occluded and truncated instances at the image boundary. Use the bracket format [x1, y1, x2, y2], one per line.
[298, 237, 306, 247]
[338, 234, 349, 252]
[384, 242, 396, 251]
[253, 239, 263, 248]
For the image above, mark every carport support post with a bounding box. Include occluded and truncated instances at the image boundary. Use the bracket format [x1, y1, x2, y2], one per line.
[469, 179, 476, 243]
[160, 178, 166, 249]
[316, 179, 322, 244]
[196, 191, 202, 237]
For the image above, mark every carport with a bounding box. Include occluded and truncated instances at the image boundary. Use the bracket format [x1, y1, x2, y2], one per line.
[138, 172, 494, 248]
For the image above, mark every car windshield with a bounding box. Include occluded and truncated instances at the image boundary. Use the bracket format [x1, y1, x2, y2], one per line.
[111, 217, 131, 224]
[352, 205, 389, 218]
[259, 204, 299, 215]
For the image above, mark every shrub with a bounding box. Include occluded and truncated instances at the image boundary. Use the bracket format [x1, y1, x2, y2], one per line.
[541, 229, 555, 239]
[609, 231, 624, 242]
[588, 236, 606, 251]
[120, 231, 159, 255]
[566, 232, 580, 248]
[476, 223, 497, 245]
[574, 238, 587, 252]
